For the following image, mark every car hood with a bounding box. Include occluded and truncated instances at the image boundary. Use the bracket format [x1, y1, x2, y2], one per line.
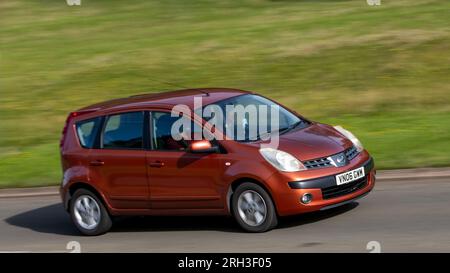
[265, 123, 353, 161]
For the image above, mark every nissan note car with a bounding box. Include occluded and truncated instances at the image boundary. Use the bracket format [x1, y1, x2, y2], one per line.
[60, 88, 375, 235]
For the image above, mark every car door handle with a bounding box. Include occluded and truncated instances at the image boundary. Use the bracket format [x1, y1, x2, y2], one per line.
[149, 161, 164, 168]
[89, 160, 105, 166]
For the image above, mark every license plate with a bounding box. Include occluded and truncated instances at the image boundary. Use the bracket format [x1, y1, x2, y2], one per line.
[335, 167, 365, 186]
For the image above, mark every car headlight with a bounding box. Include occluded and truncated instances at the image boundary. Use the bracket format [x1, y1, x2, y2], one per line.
[259, 148, 306, 172]
[334, 126, 364, 152]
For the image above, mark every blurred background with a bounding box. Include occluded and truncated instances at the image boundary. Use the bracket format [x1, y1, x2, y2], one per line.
[0, 0, 449, 188]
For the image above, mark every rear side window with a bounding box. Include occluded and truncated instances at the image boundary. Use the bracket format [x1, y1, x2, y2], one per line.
[102, 112, 144, 150]
[76, 118, 101, 149]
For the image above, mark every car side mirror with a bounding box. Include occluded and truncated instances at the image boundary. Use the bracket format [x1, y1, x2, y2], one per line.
[188, 140, 219, 153]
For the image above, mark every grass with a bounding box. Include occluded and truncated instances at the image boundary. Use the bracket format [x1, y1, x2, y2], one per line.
[0, 0, 449, 188]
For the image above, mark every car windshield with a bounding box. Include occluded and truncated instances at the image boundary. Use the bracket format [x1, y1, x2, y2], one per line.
[202, 94, 309, 142]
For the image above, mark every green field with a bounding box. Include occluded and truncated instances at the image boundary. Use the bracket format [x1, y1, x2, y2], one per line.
[1, 0, 449, 188]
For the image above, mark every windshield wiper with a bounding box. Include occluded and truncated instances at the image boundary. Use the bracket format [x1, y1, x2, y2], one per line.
[278, 120, 304, 135]
[253, 120, 304, 141]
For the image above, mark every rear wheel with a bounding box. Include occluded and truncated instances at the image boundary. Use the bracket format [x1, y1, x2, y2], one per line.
[70, 189, 112, 236]
[232, 183, 278, 232]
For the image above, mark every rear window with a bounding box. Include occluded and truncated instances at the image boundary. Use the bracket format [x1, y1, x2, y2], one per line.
[101, 112, 144, 150]
[75, 117, 101, 149]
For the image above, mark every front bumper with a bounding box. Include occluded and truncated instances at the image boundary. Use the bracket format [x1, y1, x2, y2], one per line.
[267, 151, 376, 216]
[288, 158, 374, 190]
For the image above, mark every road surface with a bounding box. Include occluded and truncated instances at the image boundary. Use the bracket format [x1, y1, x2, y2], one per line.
[1, 178, 449, 252]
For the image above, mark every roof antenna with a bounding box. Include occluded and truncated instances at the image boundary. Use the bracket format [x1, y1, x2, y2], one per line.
[198, 90, 210, 96]
[131, 77, 211, 97]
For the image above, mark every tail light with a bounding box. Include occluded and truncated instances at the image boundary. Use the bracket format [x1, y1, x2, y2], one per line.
[59, 110, 95, 149]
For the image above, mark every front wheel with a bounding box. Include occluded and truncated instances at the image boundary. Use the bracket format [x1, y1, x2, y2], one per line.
[232, 183, 278, 232]
[70, 189, 112, 236]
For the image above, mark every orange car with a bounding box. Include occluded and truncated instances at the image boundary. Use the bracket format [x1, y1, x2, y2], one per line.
[60, 88, 375, 235]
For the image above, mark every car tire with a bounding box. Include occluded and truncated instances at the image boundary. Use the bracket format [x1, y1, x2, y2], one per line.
[70, 189, 112, 236]
[232, 183, 278, 232]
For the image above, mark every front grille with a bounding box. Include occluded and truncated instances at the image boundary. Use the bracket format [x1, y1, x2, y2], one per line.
[303, 157, 333, 169]
[303, 146, 359, 170]
[321, 176, 368, 200]
[345, 146, 358, 161]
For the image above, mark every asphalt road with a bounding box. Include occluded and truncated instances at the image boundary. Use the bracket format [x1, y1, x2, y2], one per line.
[1, 178, 449, 253]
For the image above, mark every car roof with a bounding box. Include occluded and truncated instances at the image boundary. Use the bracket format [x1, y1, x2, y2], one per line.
[78, 88, 252, 112]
